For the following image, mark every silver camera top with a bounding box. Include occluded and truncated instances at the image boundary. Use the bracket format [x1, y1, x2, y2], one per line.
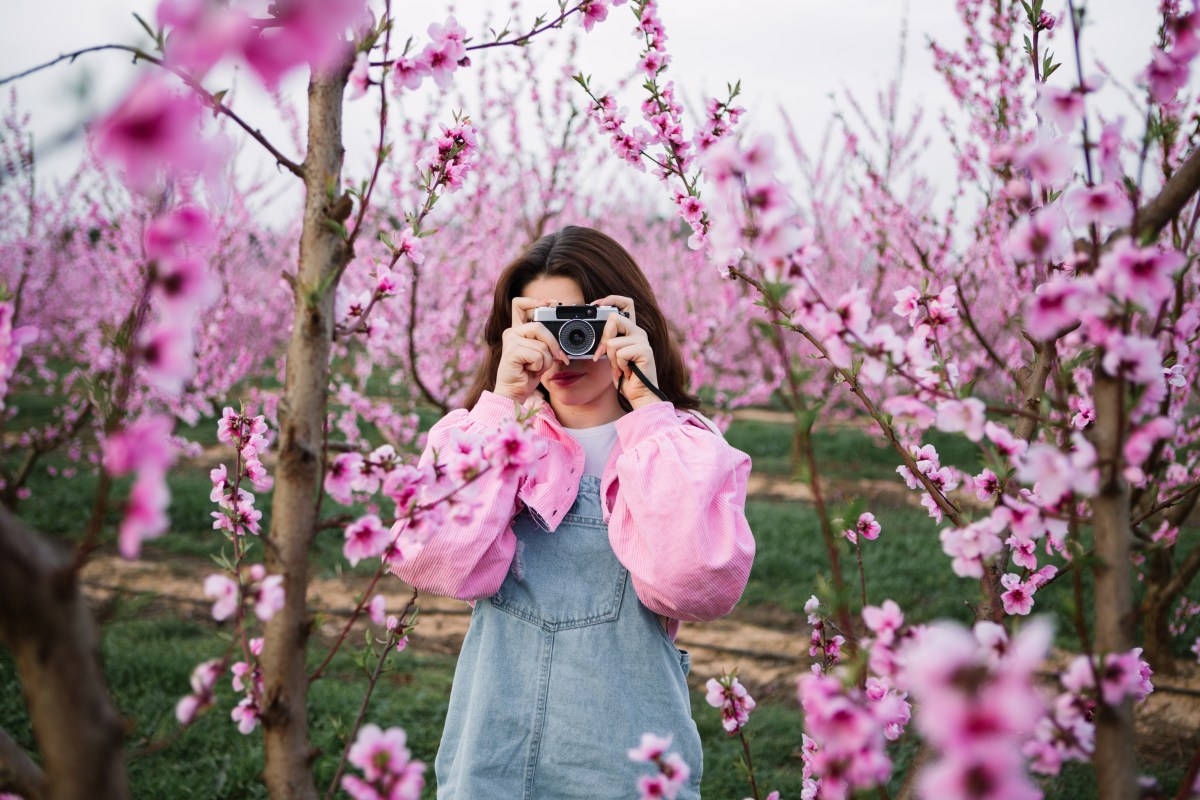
[530, 304, 627, 322]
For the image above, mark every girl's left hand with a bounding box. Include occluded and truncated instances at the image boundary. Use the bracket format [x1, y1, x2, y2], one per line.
[590, 295, 661, 409]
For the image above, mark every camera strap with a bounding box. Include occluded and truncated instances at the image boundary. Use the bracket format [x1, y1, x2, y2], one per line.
[619, 362, 669, 403]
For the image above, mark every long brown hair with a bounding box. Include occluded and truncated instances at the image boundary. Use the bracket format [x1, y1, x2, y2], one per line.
[464, 225, 701, 413]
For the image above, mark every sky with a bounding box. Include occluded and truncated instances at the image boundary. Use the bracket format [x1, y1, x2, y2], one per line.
[0, 1, 1170, 219]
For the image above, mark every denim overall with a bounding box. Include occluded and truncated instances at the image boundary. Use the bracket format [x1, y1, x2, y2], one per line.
[435, 474, 703, 799]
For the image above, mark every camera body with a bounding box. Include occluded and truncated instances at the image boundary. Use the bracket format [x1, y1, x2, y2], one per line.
[532, 304, 628, 359]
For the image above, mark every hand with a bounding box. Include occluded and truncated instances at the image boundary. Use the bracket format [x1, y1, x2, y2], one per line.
[494, 296, 571, 405]
[590, 295, 661, 409]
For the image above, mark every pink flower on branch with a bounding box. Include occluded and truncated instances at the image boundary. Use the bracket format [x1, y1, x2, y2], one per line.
[344, 514, 390, 566]
[92, 76, 208, 190]
[705, 672, 757, 734]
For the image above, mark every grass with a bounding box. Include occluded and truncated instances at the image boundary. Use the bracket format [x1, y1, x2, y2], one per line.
[2, 409, 1197, 797]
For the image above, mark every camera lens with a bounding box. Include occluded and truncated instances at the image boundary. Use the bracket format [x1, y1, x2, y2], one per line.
[558, 320, 595, 357]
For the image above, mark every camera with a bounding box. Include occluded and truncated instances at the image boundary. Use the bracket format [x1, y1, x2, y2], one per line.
[532, 304, 628, 359]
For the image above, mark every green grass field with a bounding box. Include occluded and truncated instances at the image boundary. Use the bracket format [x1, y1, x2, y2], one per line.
[1, 410, 1194, 798]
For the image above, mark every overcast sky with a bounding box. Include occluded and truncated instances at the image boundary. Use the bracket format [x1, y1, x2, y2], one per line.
[0, 1, 1169, 217]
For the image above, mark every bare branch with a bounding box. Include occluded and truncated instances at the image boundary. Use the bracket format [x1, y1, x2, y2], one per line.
[0, 509, 128, 800]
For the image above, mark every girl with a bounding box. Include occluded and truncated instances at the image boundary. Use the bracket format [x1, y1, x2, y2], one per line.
[390, 225, 755, 799]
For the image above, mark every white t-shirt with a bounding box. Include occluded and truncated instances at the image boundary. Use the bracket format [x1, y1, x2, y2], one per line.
[561, 420, 619, 478]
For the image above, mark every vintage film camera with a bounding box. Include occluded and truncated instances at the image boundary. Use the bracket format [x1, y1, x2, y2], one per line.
[532, 304, 629, 359]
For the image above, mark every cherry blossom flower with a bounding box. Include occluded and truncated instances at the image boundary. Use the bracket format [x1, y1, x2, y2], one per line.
[157, 0, 250, 77]
[845, 512, 881, 544]
[628, 732, 690, 799]
[935, 398, 986, 442]
[1100, 333, 1164, 385]
[348, 52, 371, 100]
[204, 573, 239, 620]
[231, 695, 260, 735]
[1064, 183, 1133, 228]
[326, 452, 364, 504]
[175, 658, 223, 724]
[705, 673, 757, 733]
[344, 514, 391, 566]
[1006, 205, 1070, 263]
[392, 54, 432, 92]
[1023, 278, 1088, 341]
[1036, 85, 1085, 132]
[1001, 573, 1036, 615]
[1098, 240, 1184, 311]
[368, 594, 387, 626]
[1016, 136, 1075, 187]
[92, 76, 208, 189]
[144, 204, 213, 259]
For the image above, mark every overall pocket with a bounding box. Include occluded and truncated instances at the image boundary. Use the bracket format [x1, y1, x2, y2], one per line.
[491, 508, 627, 630]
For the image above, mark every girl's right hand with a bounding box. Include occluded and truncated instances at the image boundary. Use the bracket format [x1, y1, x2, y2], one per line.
[493, 297, 571, 404]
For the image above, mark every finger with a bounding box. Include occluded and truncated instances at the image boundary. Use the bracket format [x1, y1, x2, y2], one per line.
[590, 295, 635, 326]
[603, 336, 643, 368]
[513, 321, 571, 365]
[592, 313, 627, 361]
[512, 342, 553, 375]
[511, 296, 555, 326]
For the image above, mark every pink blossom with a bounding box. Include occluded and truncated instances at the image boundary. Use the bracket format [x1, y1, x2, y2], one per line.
[204, 573, 239, 620]
[1098, 119, 1125, 181]
[882, 396, 936, 430]
[1000, 573, 1036, 615]
[1023, 278, 1089, 341]
[348, 52, 371, 100]
[973, 469, 999, 501]
[157, 0, 250, 77]
[580, 0, 609, 32]
[348, 724, 414, 783]
[427, 16, 467, 59]
[231, 695, 260, 734]
[1124, 416, 1175, 467]
[144, 205, 213, 259]
[628, 732, 673, 762]
[325, 452, 364, 504]
[344, 514, 390, 566]
[103, 414, 177, 475]
[844, 511, 881, 545]
[705, 673, 757, 733]
[1099, 240, 1184, 311]
[1016, 136, 1075, 186]
[92, 76, 207, 189]
[1143, 47, 1191, 103]
[1100, 333, 1164, 385]
[1036, 85, 1085, 132]
[175, 657, 223, 724]
[392, 54, 431, 92]
[421, 41, 462, 89]
[119, 471, 171, 559]
[935, 398, 986, 442]
[250, 568, 285, 621]
[940, 517, 1004, 578]
[138, 322, 196, 395]
[155, 255, 220, 315]
[1006, 204, 1070, 263]
[1064, 184, 1132, 228]
[368, 594, 387, 625]
[984, 421, 1028, 459]
[862, 599, 904, 644]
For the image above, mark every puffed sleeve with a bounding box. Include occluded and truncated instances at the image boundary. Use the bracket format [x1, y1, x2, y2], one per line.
[602, 401, 755, 621]
[389, 390, 525, 601]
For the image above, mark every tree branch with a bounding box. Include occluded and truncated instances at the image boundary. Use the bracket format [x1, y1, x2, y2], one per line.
[0, 725, 45, 800]
[0, 44, 304, 178]
[0, 509, 128, 800]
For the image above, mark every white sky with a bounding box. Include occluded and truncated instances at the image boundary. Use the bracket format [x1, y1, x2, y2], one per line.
[0, 1, 1168, 219]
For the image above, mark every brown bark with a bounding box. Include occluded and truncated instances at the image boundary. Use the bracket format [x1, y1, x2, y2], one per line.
[1089, 370, 1136, 800]
[258, 59, 351, 800]
[0, 726, 45, 800]
[0, 509, 128, 800]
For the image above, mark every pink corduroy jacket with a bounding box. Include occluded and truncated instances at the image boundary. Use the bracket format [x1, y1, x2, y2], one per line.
[389, 389, 756, 639]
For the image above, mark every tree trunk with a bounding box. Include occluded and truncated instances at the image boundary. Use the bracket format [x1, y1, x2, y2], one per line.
[1138, 488, 1200, 676]
[259, 60, 351, 800]
[1090, 370, 1136, 800]
[0, 510, 128, 800]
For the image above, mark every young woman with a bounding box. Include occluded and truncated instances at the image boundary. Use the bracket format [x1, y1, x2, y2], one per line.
[390, 225, 755, 799]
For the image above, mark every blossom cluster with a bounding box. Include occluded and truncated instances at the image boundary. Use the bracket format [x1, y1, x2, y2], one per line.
[1024, 647, 1153, 775]
[341, 724, 426, 800]
[211, 406, 272, 536]
[704, 672, 756, 734]
[0, 301, 37, 409]
[902, 620, 1052, 800]
[798, 669, 899, 800]
[627, 732, 691, 800]
[324, 419, 543, 567]
[804, 595, 846, 669]
[102, 414, 178, 559]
